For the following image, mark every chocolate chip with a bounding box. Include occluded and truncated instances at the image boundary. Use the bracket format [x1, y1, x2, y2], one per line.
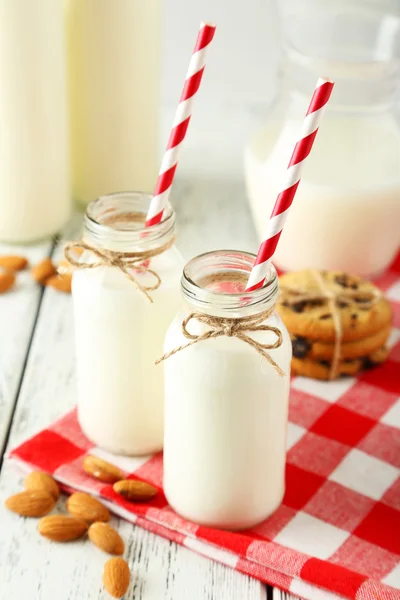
[291, 299, 324, 313]
[319, 360, 330, 367]
[309, 299, 324, 308]
[338, 301, 349, 309]
[291, 301, 306, 313]
[292, 337, 312, 359]
[363, 357, 378, 370]
[350, 313, 358, 328]
[319, 313, 331, 320]
[334, 274, 359, 289]
[355, 296, 370, 304]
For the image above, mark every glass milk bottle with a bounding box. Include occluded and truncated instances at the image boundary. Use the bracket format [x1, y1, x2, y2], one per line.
[0, 0, 70, 242]
[162, 250, 291, 530]
[245, 0, 400, 276]
[71, 193, 183, 455]
[66, 0, 161, 205]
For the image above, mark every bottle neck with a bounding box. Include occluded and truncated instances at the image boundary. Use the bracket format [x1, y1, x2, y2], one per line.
[181, 250, 279, 319]
[83, 192, 176, 254]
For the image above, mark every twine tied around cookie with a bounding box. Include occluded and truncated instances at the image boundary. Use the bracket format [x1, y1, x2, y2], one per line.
[64, 237, 175, 303]
[280, 271, 382, 379]
[156, 308, 285, 376]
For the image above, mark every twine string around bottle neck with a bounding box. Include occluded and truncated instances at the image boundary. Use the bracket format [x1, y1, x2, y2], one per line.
[157, 306, 285, 376]
[64, 236, 175, 303]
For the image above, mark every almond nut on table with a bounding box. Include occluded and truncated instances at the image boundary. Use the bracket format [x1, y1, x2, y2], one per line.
[103, 557, 130, 598]
[31, 258, 57, 284]
[66, 492, 110, 523]
[38, 515, 88, 542]
[0, 255, 28, 271]
[88, 522, 124, 556]
[83, 455, 125, 484]
[24, 471, 60, 500]
[0, 269, 16, 294]
[5, 490, 56, 517]
[45, 273, 72, 293]
[113, 479, 158, 502]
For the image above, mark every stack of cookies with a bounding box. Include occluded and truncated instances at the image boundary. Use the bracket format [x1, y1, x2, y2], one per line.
[277, 270, 392, 380]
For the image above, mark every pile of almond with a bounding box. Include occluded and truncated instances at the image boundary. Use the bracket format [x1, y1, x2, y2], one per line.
[5, 456, 158, 598]
[0, 254, 72, 294]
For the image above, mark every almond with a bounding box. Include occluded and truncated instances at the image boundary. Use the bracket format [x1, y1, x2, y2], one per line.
[57, 259, 73, 276]
[5, 490, 55, 517]
[45, 273, 72, 293]
[32, 258, 56, 284]
[89, 522, 124, 555]
[103, 557, 130, 598]
[24, 471, 60, 500]
[113, 480, 157, 502]
[0, 269, 15, 293]
[0, 255, 28, 271]
[38, 514, 88, 542]
[83, 455, 124, 484]
[66, 492, 110, 523]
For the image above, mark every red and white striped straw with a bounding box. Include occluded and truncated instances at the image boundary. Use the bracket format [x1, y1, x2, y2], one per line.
[246, 77, 334, 291]
[145, 22, 216, 227]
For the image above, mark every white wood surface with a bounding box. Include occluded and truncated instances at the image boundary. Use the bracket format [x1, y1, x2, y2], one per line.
[0, 240, 52, 458]
[0, 201, 284, 600]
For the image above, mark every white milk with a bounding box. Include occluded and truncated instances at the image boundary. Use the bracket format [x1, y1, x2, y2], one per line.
[67, 0, 161, 205]
[0, 0, 70, 242]
[163, 252, 292, 530]
[72, 194, 183, 455]
[245, 114, 400, 276]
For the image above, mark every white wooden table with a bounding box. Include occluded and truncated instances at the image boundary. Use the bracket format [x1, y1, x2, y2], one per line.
[0, 177, 298, 600]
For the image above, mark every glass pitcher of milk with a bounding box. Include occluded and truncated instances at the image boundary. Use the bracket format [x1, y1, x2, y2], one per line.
[71, 193, 183, 455]
[245, 0, 400, 276]
[162, 250, 291, 529]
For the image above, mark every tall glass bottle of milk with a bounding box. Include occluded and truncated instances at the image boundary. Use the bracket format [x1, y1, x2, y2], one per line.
[245, 0, 400, 276]
[70, 192, 183, 455]
[0, 0, 70, 243]
[162, 250, 292, 530]
[67, 0, 161, 206]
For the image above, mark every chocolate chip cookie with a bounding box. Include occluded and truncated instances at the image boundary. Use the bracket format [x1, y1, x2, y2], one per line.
[292, 346, 389, 380]
[292, 324, 391, 361]
[278, 270, 392, 343]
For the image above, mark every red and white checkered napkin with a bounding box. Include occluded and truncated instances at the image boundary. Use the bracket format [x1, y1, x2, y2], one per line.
[9, 256, 400, 600]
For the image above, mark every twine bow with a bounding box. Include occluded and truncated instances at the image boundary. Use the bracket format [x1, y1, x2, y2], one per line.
[157, 308, 285, 376]
[64, 238, 175, 303]
[280, 270, 382, 379]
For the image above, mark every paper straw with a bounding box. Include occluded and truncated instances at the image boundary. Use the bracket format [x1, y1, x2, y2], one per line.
[145, 22, 216, 227]
[246, 78, 334, 291]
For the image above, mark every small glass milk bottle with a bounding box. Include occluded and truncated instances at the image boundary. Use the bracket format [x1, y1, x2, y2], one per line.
[69, 192, 183, 455]
[162, 250, 291, 530]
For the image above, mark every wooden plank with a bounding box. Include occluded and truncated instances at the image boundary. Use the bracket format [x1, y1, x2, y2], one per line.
[0, 213, 268, 599]
[0, 240, 52, 458]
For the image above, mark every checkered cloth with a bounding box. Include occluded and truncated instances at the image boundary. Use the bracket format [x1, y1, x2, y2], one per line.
[8, 255, 400, 600]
